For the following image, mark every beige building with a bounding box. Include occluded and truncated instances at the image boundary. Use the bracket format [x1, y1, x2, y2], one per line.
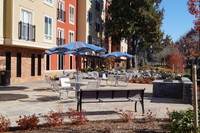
[77, 0, 107, 68]
[77, 0, 106, 47]
[0, 0, 57, 84]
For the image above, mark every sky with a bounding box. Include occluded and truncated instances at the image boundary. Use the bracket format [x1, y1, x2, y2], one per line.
[159, 0, 196, 42]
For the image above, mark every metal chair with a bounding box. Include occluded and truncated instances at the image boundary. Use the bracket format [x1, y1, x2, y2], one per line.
[106, 74, 115, 86]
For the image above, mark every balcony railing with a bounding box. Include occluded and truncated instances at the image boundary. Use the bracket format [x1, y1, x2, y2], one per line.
[57, 37, 65, 46]
[57, 9, 66, 22]
[18, 21, 35, 41]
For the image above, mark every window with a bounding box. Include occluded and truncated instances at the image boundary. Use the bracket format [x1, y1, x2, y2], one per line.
[88, 12, 92, 26]
[38, 54, 41, 76]
[95, 0, 100, 11]
[6, 52, 11, 71]
[46, 55, 50, 70]
[70, 56, 73, 69]
[19, 9, 35, 41]
[44, 0, 52, 4]
[69, 31, 74, 43]
[57, 1, 65, 22]
[58, 55, 64, 70]
[16, 53, 21, 77]
[88, 35, 92, 44]
[69, 5, 75, 24]
[57, 29, 65, 45]
[44, 16, 52, 41]
[95, 18, 100, 32]
[31, 54, 35, 76]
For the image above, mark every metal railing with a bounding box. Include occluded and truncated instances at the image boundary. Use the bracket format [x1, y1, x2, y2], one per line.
[57, 37, 65, 46]
[57, 9, 66, 22]
[18, 21, 35, 41]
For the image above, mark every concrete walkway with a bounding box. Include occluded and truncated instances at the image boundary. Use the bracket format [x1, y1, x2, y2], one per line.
[0, 80, 192, 127]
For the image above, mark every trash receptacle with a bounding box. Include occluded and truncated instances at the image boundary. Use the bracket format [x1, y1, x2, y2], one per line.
[0, 70, 10, 86]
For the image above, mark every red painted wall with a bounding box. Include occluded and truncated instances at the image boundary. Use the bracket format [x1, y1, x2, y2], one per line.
[50, 0, 77, 71]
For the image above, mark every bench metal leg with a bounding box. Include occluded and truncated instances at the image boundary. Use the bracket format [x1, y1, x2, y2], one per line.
[134, 101, 137, 112]
[140, 100, 145, 115]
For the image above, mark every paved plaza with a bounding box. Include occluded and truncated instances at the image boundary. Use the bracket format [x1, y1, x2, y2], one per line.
[0, 79, 193, 127]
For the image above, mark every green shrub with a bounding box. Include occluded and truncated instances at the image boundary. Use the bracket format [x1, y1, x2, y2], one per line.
[182, 73, 191, 80]
[167, 108, 200, 133]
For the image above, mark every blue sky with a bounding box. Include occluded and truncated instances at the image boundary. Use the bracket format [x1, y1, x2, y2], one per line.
[160, 0, 196, 42]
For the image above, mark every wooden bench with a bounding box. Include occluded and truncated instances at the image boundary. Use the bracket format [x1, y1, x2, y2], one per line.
[77, 88, 145, 114]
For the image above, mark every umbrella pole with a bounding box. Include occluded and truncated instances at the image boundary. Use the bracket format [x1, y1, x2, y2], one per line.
[76, 55, 79, 82]
[63, 55, 65, 74]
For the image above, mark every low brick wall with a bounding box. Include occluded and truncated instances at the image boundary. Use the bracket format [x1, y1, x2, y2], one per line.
[153, 77, 192, 104]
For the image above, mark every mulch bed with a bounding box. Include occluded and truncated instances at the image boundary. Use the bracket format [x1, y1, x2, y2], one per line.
[10, 118, 170, 133]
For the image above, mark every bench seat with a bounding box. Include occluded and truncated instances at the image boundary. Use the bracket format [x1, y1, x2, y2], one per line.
[77, 88, 145, 114]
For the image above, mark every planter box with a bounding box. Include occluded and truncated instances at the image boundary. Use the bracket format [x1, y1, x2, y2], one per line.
[153, 77, 192, 104]
[153, 80, 182, 98]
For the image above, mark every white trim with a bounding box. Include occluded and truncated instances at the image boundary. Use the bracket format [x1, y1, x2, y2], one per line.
[44, 0, 53, 7]
[57, 27, 64, 38]
[69, 4, 75, 25]
[43, 14, 53, 43]
[11, 39, 56, 49]
[68, 30, 74, 43]
[58, 0, 65, 10]
[0, 38, 4, 44]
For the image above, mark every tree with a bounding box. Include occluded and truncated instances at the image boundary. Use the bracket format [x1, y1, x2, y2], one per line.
[177, 27, 200, 56]
[166, 53, 185, 74]
[106, 0, 164, 68]
[188, 0, 200, 31]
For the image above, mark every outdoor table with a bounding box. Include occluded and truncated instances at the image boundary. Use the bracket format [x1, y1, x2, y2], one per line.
[65, 80, 88, 99]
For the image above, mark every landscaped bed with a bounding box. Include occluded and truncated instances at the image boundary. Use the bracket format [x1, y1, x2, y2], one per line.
[10, 118, 170, 133]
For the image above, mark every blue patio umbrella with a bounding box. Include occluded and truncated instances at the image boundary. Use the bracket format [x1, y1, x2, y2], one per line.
[101, 51, 133, 74]
[101, 51, 133, 58]
[45, 41, 106, 81]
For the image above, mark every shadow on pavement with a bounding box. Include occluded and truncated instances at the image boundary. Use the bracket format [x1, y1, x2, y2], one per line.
[0, 93, 28, 101]
[0, 86, 28, 91]
[37, 96, 60, 102]
[148, 97, 185, 104]
[33, 88, 52, 91]
[85, 111, 117, 115]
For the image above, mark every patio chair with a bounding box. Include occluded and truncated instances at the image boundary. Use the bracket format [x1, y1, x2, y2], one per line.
[92, 71, 99, 79]
[45, 75, 53, 88]
[60, 77, 74, 91]
[97, 78, 102, 88]
[106, 74, 115, 86]
[118, 75, 129, 87]
[68, 72, 74, 79]
[51, 79, 75, 101]
[87, 81, 99, 89]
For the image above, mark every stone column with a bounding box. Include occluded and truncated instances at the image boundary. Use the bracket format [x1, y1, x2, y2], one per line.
[182, 77, 193, 104]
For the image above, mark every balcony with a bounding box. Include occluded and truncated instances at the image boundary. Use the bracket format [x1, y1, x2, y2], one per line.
[18, 21, 35, 42]
[57, 37, 65, 46]
[57, 9, 66, 22]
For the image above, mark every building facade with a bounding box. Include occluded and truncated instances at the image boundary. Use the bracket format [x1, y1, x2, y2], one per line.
[0, 0, 57, 84]
[45, 0, 77, 76]
[77, 0, 107, 69]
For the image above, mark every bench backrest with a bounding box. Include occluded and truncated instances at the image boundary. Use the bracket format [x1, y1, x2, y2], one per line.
[79, 89, 144, 100]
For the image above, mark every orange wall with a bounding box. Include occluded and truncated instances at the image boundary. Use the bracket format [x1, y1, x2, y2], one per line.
[50, 0, 77, 71]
